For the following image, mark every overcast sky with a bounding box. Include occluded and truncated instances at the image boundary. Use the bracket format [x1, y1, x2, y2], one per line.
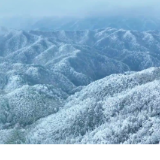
[0, 0, 159, 18]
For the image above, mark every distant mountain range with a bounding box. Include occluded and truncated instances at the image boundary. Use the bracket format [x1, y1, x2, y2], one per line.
[1, 16, 160, 31]
[1, 25, 160, 143]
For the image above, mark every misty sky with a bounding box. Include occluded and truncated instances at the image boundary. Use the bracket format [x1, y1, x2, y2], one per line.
[0, 0, 159, 18]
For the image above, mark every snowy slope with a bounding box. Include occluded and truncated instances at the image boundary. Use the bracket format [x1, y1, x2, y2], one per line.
[24, 68, 160, 144]
[1, 67, 160, 144]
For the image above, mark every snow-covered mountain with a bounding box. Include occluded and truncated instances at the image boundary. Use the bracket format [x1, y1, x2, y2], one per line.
[1, 27, 160, 88]
[1, 26, 160, 144]
[25, 67, 160, 144]
[1, 67, 160, 144]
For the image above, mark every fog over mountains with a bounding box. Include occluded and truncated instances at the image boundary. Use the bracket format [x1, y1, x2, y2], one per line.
[1, 16, 160, 144]
[1, 16, 160, 31]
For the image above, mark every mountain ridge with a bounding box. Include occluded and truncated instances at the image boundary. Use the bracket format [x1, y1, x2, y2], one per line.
[1, 16, 160, 31]
[1, 26, 160, 143]
[1, 67, 159, 144]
